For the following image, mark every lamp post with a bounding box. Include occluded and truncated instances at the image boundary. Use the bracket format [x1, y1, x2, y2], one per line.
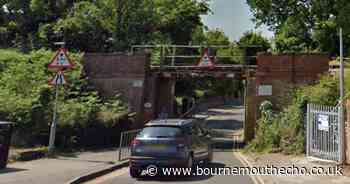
[339, 27, 345, 163]
[340, 28, 344, 107]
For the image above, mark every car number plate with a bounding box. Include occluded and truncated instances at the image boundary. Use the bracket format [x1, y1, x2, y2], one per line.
[151, 145, 167, 151]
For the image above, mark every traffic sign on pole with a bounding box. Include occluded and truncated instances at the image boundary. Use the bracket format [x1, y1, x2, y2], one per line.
[48, 48, 74, 69]
[48, 46, 72, 155]
[49, 71, 67, 86]
[197, 49, 215, 68]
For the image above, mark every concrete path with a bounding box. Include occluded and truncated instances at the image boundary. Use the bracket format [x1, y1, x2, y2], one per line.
[0, 149, 119, 184]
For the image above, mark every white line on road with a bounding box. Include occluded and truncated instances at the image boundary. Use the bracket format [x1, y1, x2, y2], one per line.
[233, 152, 265, 184]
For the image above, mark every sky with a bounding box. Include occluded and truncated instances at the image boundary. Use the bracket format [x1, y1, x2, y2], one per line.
[201, 0, 274, 42]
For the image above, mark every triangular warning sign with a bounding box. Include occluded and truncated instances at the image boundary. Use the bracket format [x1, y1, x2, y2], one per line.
[197, 49, 215, 68]
[48, 48, 74, 69]
[49, 71, 67, 86]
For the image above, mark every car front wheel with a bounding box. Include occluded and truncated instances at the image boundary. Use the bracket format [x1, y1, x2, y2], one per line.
[187, 155, 193, 168]
[205, 146, 213, 165]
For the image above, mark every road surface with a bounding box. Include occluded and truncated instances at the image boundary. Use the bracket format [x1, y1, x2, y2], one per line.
[86, 105, 254, 184]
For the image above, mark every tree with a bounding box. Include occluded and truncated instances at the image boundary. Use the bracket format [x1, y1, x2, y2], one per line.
[53, 1, 114, 52]
[192, 28, 243, 64]
[238, 31, 270, 64]
[247, 0, 350, 55]
[0, 0, 211, 52]
[1, 0, 33, 52]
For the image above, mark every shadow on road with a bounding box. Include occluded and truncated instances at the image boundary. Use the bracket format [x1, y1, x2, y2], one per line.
[206, 120, 243, 130]
[137, 162, 226, 182]
[54, 158, 115, 164]
[0, 167, 27, 174]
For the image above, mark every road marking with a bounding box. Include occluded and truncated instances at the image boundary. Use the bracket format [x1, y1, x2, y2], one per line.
[233, 152, 265, 184]
[84, 167, 129, 184]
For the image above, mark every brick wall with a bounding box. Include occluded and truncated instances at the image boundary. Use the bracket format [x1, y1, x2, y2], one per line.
[245, 53, 330, 142]
[83, 53, 150, 124]
[255, 54, 329, 108]
[345, 100, 350, 164]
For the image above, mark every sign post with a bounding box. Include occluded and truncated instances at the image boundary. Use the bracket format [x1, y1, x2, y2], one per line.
[49, 81, 59, 154]
[47, 44, 73, 154]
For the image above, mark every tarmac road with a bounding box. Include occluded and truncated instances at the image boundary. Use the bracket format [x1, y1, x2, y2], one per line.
[85, 152, 255, 184]
[85, 105, 255, 184]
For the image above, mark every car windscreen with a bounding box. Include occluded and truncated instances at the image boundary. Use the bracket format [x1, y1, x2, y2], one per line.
[137, 127, 183, 138]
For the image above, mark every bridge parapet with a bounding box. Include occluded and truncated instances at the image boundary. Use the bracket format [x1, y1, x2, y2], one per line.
[151, 65, 257, 79]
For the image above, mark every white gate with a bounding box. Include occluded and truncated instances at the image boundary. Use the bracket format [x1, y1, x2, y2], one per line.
[306, 104, 344, 163]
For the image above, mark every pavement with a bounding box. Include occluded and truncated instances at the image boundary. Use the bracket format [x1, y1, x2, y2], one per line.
[0, 149, 119, 184]
[244, 153, 350, 184]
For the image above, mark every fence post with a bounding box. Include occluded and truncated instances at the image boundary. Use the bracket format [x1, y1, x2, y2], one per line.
[339, 104, 345, 163]
[118, 132, 123, 161]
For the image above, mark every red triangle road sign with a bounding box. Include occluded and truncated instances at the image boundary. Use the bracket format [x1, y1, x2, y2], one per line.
[48, 48, 74, 69]
[49, 71, 68, 86]
[197, 49, 215, 68]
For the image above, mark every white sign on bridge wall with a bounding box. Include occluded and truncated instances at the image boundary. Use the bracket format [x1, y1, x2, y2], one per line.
[132, 80, 143, 87]
[258, 85, 272, 96]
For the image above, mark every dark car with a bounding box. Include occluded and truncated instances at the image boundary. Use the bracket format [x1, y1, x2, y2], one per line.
[129, 119, 213, 178]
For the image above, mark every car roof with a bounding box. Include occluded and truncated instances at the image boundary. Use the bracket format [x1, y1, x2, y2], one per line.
[145, 119, 195, 127]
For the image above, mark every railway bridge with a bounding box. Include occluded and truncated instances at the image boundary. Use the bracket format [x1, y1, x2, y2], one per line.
[83, 46, 329, 142]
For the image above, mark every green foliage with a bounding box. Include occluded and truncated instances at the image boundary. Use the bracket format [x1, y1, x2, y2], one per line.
[192, 28, 245, 64]
[0, 0, 211, 52]
[302, 75, 339, 106]
[238, 31, 271, 64]
[278, 104, 305, 154]
[246, 0, 350, 55]
[238, 31, 271, 52]
[0, 49, 128, 147]
[245, 100, 281, 153]
[53, 1, 113, 52]
[274, 17, 313, 52]
[245, 99, 304, 154]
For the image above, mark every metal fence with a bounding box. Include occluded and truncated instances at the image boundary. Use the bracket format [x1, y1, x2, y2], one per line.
[118, 129, 141, 161]
[306, 104, 343, 163]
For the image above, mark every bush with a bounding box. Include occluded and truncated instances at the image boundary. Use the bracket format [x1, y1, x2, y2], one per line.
[0, 49, 129, 148]
[303, 75, 339, 106]
[245, 101, 281, 153]
[278, 104, 305, 154]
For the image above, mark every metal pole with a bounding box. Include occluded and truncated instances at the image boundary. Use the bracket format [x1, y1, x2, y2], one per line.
[160, 45, 164, 68]
[340, 28, 345, 103]
[48, 84, 59, 154]
[171, 46, 176, 66]
[118, 132, 123, 161]
[339, 27, 345, 163]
